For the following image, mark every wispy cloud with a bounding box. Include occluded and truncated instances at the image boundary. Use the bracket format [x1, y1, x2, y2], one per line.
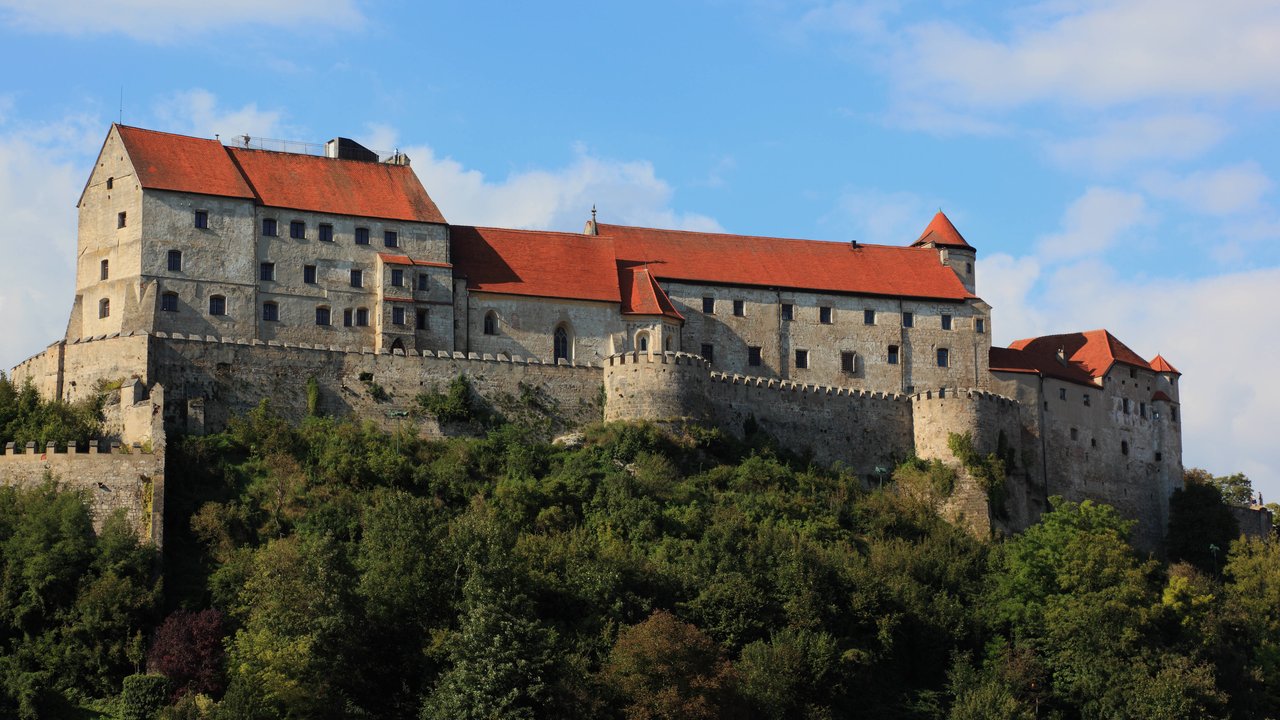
[1034, 187, 1149, 261]
[1141, 162, 1274, 216]
[0, 0, 364, 41]
[1046, 113, 1229, 174]
[151, 90, 285, 141]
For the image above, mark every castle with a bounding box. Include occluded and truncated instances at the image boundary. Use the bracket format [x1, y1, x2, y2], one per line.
[5, 124, 1215, 550]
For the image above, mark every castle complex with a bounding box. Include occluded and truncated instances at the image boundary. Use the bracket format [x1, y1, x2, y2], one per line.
[6, 124, 1230, 551]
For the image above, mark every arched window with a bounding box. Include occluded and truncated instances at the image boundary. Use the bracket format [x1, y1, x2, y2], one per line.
[390, 338, 405, 353]
[98, 298, 110, 318]
[483, 311, 497, 336]
[553, 325, 571, 363]
[636, 330, 650, 352]
[664, 335, 671, 351]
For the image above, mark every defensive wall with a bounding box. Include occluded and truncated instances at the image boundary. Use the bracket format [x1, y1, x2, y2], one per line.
[1230, 505, 1274, 540]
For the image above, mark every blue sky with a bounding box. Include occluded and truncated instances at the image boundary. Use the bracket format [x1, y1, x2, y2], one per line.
[1, 0, 1278, 499]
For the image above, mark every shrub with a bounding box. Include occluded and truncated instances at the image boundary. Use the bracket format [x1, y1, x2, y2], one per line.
[147, 609, 227, 701]
[118, 674, 168, 720]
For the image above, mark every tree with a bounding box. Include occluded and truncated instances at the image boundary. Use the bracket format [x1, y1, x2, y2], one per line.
[600, 610, 737, 720]
[1167, 480, 1239, 573]
[148, 609, 226, 701]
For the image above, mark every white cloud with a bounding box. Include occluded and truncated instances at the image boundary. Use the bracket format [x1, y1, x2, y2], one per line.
[822, 188, 933, 245]
[151, 90, 284, 142]
[1141, 162, 1274, 216]
[0, 0, 363, 40]
[1045, 113, 1229, 173]
[897, 0, 1280, 109]
[1035, 187, 1148, 261]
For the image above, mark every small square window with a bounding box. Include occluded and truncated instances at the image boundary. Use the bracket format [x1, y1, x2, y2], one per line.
[355, 227, 370, 245]
[350, 269, 363, 288]
[794, 349, 808, 369]
[303, 265, 317, 284]
[391, 269, 404, 287]
[1129, 367, 1137, 379]
[106, 177, 113, 190]
[290, 221, 305, 239]
[209, 295, 226, 316]
[356, 308, 369, 326]
[194, 210, 208, 229]
[259, 262, 275, 282]
[975, 318, 985, 333]
[343, 309, 353, 327]
[160, 292, 178, 312]
[781, 303, 793, 321]
[262, 218, 277, 237]
[1091, 438, 1097, 447]
[864, 309, 875, 325]
[417, 274, 429, 291]
[167, 250, 182, 272]
[841, 351, 856, 374]
[98, 298, 110, 318]
[748, 346, 762, 367]
[941, 314, 952, 330]
[318, 223, 333, 242]
[820, 306, 833, 324]
[100, 259, 109, 281]
[1070, 427, 1078, 441]
[416, 309, 428, 330]
[384, 230, 399, 248]
[902, 312, 914, 328]
[936, 348, 949, 367]
[392, 306, 406, 325]
[1155, 452, 1163, 462]
[702, 297, 715, 314]
[117, 211, 127, 229]
[701, 344, 714, 363]
[316, 306, 331, 326]
[1059, 388, 1066, 401]
[733, 299, 745, 317]
[887, 345, 899, 365]
[1083, 393, 1091, 407]
[262, 302, 278, 322]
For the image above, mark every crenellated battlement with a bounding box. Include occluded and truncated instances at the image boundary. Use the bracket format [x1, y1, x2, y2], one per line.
[2, 440, 157, 456]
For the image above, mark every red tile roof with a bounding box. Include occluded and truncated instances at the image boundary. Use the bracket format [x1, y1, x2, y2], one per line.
[451, 226, 622, 303]
[912, 211, 974, 250]
[377, 253, 451, 268]
[1149, 354, 1181, 375]
[1152, 391, 1174, 402]
[115, 125, 255, 200]
[1003, 329, 1153, 382]
[989, 346, 1097, 386]
[228, 148, 445, 223]
[620, 266, 684, 320]
[600, 224, 973, 301]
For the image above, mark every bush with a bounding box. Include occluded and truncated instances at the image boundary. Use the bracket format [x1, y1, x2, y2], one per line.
[416, 375, 475, 423]
[118, 674, 168, 720]
[147, 609, 227, 701]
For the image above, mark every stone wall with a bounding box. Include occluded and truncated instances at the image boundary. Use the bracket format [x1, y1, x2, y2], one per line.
[0, 442, 164, 547]
[1231, 505, 1273, 540]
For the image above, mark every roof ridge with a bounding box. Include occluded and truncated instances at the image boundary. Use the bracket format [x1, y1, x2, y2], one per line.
[461, 225, 600, 237]
[115, 124, 218, 142]
[598, 222, 925, 251]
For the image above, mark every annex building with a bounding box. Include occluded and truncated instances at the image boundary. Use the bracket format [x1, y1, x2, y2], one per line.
[8, 124, 1229, 551]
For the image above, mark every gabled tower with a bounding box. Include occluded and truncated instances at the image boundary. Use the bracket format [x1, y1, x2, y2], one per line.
[912, 211, 976, 295]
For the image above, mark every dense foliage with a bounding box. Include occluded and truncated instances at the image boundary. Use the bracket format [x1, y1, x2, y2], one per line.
[4, 394, 1279, 718]
[0, 373, 105, 448]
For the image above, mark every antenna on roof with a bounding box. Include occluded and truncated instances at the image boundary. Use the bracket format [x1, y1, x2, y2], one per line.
[592, 205, 597, 223]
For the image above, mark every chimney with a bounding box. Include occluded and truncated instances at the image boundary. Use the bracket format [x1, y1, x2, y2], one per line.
[324, 137, 379, 163]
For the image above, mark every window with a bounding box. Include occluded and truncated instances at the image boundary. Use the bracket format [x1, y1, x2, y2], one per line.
[289, 221, 305, 239]
[318, 223, 333, 242]
[262, 302, 278, 322]
[902, 312, 914, 328]
[1123, 398, 1131, 414]
[106, 177, 113, 190]
[1070, 427, 1079, 441]
[637, 333, 649, 352]
[1083, 394, 1091, 407]
[864, 309, 875, 325]
[819, 306, 833, 324]
[1059, 388, 1067, 401]
[355, 227, 370, 245]
[1155, 452, 1163, 462]
[888, 345, 899, 365]
[99, 259, 109, 281]
[1172, 408, 1179, 422]
[304, 265, 317, 284]
[315, 306, 331, 326]
[167, 250, 182, 271]
[1140, 402, 1146, 418]
[384, 230, 399, 248]
[259, 262, 275, 282]
[966, 262, 973, 274]
[841, 351, 856, 374]
[483, 311, 497, 335]
[209, 295, 226, 316]
[1121, 440, 1129, 456]
[748, 346, 762, 367]
[937, 348, 949, 367]
[262, 218, 277, 237]
[781, 303, 793, 321]
[733, 299, 745, 317]
[975, 318, 985, 333]
[343, 309, 353, 327]
[391, 269, 404, 287]
[701, 344, 714, 363]
[1129, 367, 1137, 379]
[194, 210, 208, 229]
[941, 314, 952, 330]
[98, 298, 110, 318]
[554, 326, 571, 362]
[350, 269, 363, 288]
[417, 274, 429, 291]
[356, 308, 369, 326]
[794, 349, 809, 369]
[702, 297, 715, 314]
[160, 292, 178, 312]
[117, 211, 127, 229]
[416, 309, 428, 330]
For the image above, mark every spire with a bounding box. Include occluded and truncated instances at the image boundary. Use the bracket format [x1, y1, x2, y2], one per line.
[584, 204, 598, 236]
[912, 210, 973, 250]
